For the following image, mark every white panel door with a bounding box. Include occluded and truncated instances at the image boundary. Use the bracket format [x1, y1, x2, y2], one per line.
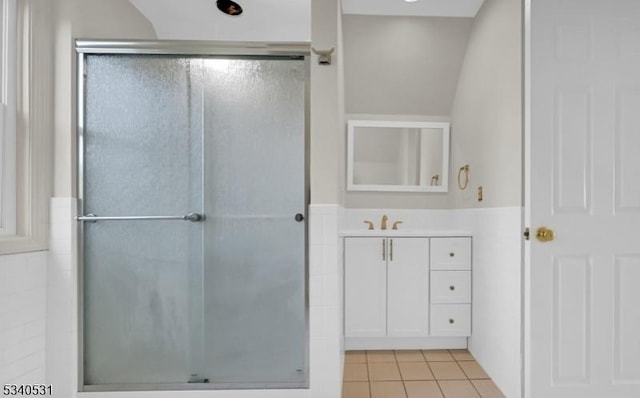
[387, 238, 429, 337]
[527, 1, 640, 397]
[344, 238, 387, 337]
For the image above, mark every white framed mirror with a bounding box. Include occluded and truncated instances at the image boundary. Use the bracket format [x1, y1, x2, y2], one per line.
[347, 120, 450, 192]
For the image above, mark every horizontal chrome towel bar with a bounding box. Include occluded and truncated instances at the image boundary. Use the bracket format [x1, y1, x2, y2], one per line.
[76, 213, 205, 222]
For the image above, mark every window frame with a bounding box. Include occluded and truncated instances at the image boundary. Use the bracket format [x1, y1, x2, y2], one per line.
[0, 0, 17, 237]
[0, 0, 52, 254]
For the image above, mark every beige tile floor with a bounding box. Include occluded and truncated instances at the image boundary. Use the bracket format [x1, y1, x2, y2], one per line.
[342, 349, 505, 398]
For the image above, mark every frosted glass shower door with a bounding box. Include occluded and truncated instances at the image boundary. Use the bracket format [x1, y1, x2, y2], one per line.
[80, 52, 307, 390]
[81, 55, 205, 387]
[200, 58, 307, 386]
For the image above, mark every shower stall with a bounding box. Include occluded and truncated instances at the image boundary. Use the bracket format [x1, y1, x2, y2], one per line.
[76, 41, 309, 392]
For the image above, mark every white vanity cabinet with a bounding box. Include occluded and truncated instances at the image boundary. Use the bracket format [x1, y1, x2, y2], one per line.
[344, 237, 429, 338]
[344, 234, 472, 349]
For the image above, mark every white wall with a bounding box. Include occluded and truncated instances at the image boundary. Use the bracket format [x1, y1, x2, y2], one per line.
[343, 15, 473, 116]
[73, 0, 156, 40]
[449, 0, 522, 209]
[0, 252, 47, 386]
[311, 0, 343, 205]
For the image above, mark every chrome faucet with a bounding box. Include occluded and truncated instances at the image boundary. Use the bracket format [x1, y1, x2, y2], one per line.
[381, 214, 388, 230]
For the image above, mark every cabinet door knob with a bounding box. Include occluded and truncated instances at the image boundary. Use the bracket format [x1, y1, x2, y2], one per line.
[449, 319, 455, 324]
[449, 252, 455, 257]
[449, 285, 455, 291]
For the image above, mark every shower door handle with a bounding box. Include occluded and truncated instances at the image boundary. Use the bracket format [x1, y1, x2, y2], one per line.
[183, 213, 205, 222]
[76, 213, 205, 223]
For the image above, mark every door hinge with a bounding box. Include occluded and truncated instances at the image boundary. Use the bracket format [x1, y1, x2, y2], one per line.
[523, 227, 530, 241]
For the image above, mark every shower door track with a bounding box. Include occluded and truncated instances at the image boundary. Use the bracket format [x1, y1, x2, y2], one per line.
[75, 40, 311, 393]
[76, 39, 311, 56]
[82, 381, 307, 393]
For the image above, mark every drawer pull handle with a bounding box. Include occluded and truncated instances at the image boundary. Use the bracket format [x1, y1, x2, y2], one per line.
[449, 252, 455, 257]
[449, 285, 455, 291]
[449, 319, 455, 324]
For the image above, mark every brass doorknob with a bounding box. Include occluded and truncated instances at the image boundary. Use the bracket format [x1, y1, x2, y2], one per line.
[536, 227, 555, 242]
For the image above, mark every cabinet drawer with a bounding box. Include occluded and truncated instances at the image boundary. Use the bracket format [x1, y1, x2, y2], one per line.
[431, 271, 471, 304]
[430, 237, 471, 270]
[430, 304, 471, 336]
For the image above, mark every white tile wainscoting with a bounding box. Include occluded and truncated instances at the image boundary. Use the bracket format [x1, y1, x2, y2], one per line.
[309, 204, 344, 398]
[0, 251, 47, 386]
[41, 201, 521, 398]
[46, 197, 78, 398]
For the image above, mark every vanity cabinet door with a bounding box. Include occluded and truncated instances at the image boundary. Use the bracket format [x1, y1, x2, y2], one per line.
[387, 238, 430, 337]
[344, 238, 387, 337]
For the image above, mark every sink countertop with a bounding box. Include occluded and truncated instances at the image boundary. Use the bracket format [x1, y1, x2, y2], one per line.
[339, 230, 472, 237]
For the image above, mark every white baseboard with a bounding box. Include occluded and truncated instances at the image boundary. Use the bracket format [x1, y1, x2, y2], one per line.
[345, 337, 467, 350]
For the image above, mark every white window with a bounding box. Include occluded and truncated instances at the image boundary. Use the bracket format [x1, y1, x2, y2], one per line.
[0, 0, 52, 254]
[0, 0, 17, 236]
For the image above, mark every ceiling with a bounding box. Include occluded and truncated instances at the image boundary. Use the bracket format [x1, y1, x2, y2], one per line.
[342, 0, 486, 17]
[129, 0, 311, 41]
[128, 0, 485, 42]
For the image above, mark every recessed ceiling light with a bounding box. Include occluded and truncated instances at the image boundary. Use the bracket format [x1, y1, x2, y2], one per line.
[216, 0, 243, 16]
[404, 0, 420, 3]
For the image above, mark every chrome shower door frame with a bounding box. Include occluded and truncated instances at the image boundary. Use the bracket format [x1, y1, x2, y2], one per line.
[76, 40, 311, 393]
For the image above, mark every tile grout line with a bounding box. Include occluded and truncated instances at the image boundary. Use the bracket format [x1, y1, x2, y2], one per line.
[433, 349, 465, 398]
[399, 357, 409, 398]
[365, 351, 370, 398]
[435, 380, 448, 398]
[393, 358, 407, 397]
[468, 378, 485, 398]
[424, 360, 447, 398]
[449, 349, 483, 398]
